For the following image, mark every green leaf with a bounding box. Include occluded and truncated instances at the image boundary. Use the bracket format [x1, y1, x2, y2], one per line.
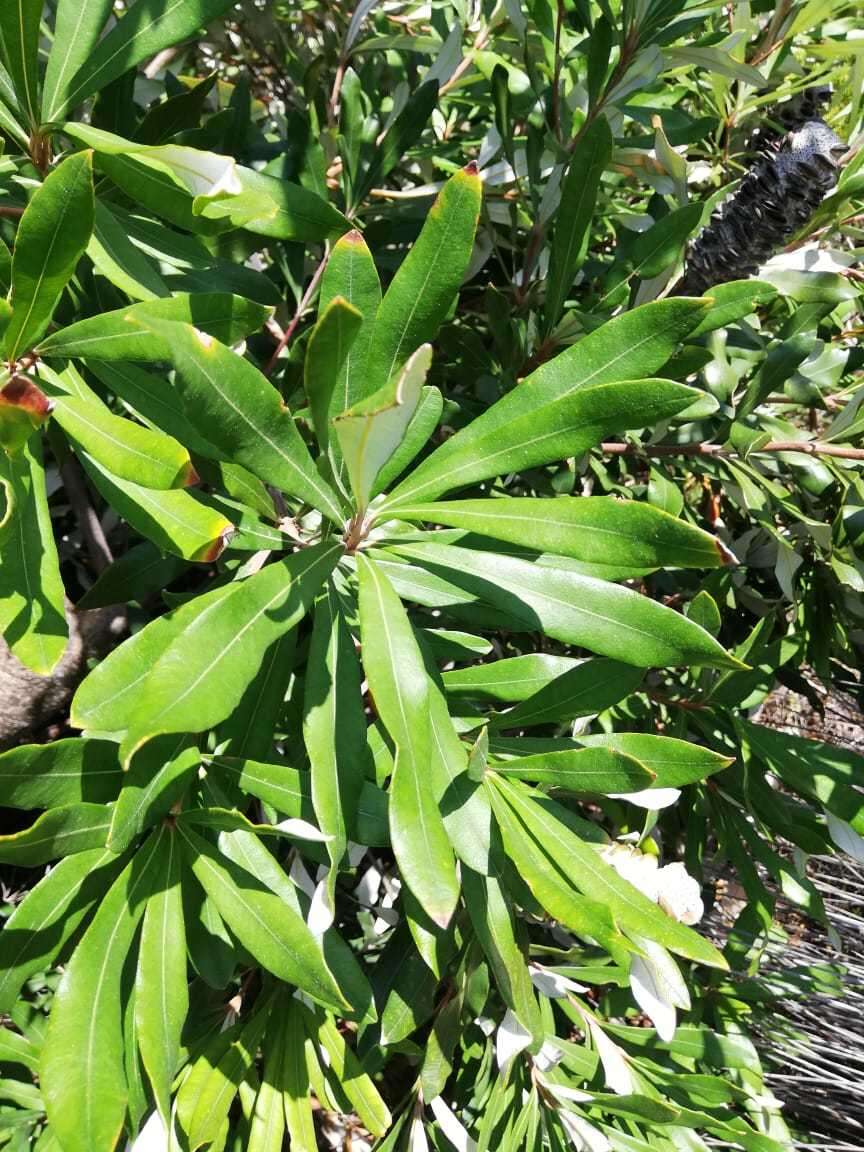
[391, 496, 730, 576]
[384, 299, 708, 507]
[248, 1025, 286, 1152]
[489, 774, 726, 968]
[76, 540, 188, 610]
[319, 228, 382, 418]
[577, 733, 734, 789]
[314, 1012, 391, 1136]
[371, 385, 443, 497]
[0, 848, 124, 1012]
[357, 555, 460, 927]
[135, 827, 187, 1123]
[0, 737, 122, 808]
[352, 79, 439, 207]
[545, 118, 612, 329]
[304, 584, 369, 883]
[689, 280, 778, 336]
[462, 868, 543, 1037]
[492, 746, 654, 793]
[198, 164, 350, 241]
[177, 822, 347, 1012]
[6, 152, 95, 361]
[57, 0, 236, 116]
[36, 293, 271, 361]
[303, 296, 363, 453]
[0, 803, 111, 865]
[107, 736, 200, 852]
[140, 318, 344, 524]
[80, 451, 234, 562]
[179, 1003, 272, 1151]
[121, 543, 340, 763]
[628, 203, 702, 282]
[93, 152, 228, 235]
[392, 542, 741, 669]
[364, 164, 481, 392]
[206, 755, 390, 847]
[443, 653, 582, 702]
[49, 389, 196, 491]
[71, 582, 236, 734]
[215, 628, 297, 760]
[40, 831, 163, 1152]
[0, 437, 68, 674]
[42, 0, 114, 122]
[0, 0, 41, 125]
[88, 200, 170, 302]
[0, 375, 52, 456]
[383, 378, 700, 510]
[280, 998, 317, 1152]
[336, 343, 431, 511]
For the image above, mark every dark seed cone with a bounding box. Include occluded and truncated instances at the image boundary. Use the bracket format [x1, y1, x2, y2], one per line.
[677, 119, 845, 296]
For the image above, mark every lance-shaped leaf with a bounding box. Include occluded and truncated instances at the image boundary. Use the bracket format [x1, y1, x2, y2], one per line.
[577, 734, 734, 789]
[492, 746, 654, 794]
[42, 0, 114, 122]
[40, 831, 163, 1152]
[0, 803, 112, 865]
[392, 542, 742, 670]
[120, 543, 340, 764]
[303, 296, 363, 452]
[443, 653, 581, 703]
[248, 1023, 286, 1152]
[0, 0, 41, 126]
[304, 584, 369, 892]
[55, 0, 236, 117]
[382, 378, 701, 510]
[71, 581, 236, 734]
[139, 319, 344, 523]
[177, 822, 347, 1011]
[0, 375, 53, 455]
[489, 658, 643, 730]
[364, 164, 481, 391]
[319, 229, 382, 413]
[88, 200, 170, 302]
[35, 293, 271, 361]
[6, 152, 94, 361]
[314, 1011, 391, 1136]
[135, 828, 187, 1125]
[335, 343, 431, 512]
[384, 298, 708, 508]
[357, 555, 460, 927]
[0, 737, 122, 808]
[489, 774, 726, 968]
[391, 496, 732, 577]
[545, 117, 613, 330]
[371, 385, 443, 498]
[0, 437, 68, 674]
[80, 451, 233, 562]
[51, 389, 196, 491]
[280, 998, 317, 1150]
[0, 848, 124, 1012]
[108, 736, 200, 853]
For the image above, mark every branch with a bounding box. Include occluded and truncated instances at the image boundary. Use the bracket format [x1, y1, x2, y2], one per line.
[600, 439, 864, 461]
[263, 249, 330, 376]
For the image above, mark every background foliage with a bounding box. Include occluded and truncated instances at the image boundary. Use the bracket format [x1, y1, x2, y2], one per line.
[0, 1, 862, 1150]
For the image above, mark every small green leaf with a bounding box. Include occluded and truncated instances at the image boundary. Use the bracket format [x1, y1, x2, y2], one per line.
[336, 343, 431, 511]
[198, 164, 350, 241]
[0, 803, 112, 865]
[281, 998, 318, 1151]
[40, 831, 163, 1152]
[42, 0, 114, 122]
[0, 0, 41, 125]
[689, 280, 778, 336]
[443, 653, 581, 703]
[492, 746, 654, 793]
[629, 203, 703, 282]
[357, 555, 460, 927]
[0, 738, 122, 808]
[177, 822, 347, 1012]
[121, 543, 340, 763]
[545, 118, 612, 329]
[314, 1012, 391, 1136]
[88, 200, 169, 302]
[6, 152, 95, 361]
[303, 296, 363, 453]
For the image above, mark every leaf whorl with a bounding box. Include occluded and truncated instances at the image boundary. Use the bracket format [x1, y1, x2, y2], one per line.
[679, 102, 845, 296]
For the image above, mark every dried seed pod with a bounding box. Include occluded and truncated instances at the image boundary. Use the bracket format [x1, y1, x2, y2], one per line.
[677, 118, 846, 296]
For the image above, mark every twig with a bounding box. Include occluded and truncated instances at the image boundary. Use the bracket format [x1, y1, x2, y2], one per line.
[551, 0, 565, 142]
[58, 454, 113, 574]
[439, 25, 492, 96]
[0, 205, 24, 219]
[263, 249, 330, 376]
[600, 440, 864, 461]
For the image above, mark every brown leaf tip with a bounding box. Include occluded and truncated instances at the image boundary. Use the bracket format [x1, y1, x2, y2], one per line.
[464, 160, 479, 175]
[0, 376, 52, 419]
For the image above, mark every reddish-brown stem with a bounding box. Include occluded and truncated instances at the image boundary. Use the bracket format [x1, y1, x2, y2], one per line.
[600, 440, 864, 461]
[0, 205, 24, 219]
[263, 250, 330, 376]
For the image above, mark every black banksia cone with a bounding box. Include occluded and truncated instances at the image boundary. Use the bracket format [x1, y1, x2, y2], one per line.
[677, 91, 846, 296]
